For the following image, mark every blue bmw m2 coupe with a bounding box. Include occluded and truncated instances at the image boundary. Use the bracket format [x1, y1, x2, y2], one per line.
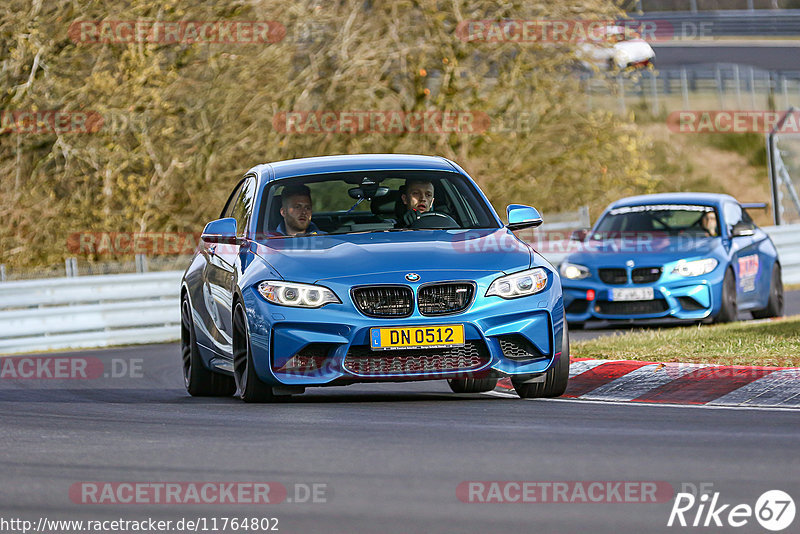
[181, 155, 568, 402]
[561, 193, 783, 327]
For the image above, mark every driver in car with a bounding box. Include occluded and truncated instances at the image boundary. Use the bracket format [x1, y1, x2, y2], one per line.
[277, 184, 323, 236]
[700, 210, 718, 237]
[398, 179, 435, 227]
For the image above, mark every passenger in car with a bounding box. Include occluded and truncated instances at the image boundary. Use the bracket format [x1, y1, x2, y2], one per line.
[277, 184, 323, 236]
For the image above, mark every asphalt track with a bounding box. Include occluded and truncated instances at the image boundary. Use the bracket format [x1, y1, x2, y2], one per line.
[1, 344, 798, 533]
[571, 289, 800, 341]
[652, 41, 800, 71]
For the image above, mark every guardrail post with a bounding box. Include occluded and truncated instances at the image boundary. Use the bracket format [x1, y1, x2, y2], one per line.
[715, 65, 724, 109]
[0, 264, 5, 282]
[649, 71, 659, 116]
[681, 67, 689, 109]
[733, 64, 742, 108]
[781, 76, 789, 110]
[135, 254, 149, 273]
[578, 205, 591, 228]
[768, 72, 776, 111]
[65, 257, 78, 277]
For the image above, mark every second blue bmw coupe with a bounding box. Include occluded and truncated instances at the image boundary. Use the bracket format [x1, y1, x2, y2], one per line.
[561, 193, 783, 327]
[181, 154, 567, 402]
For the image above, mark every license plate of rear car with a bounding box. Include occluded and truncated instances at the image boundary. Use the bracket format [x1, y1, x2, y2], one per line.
[611, 287, 654, 301]
[370, 325, 465, 351]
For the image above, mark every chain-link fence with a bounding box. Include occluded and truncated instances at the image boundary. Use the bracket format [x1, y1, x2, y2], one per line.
[582, 64, 800, 116]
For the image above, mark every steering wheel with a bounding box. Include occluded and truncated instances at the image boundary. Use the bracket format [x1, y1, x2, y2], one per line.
[409, 211, 459, 229]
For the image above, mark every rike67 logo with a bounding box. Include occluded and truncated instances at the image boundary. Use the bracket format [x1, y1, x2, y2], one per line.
[668, 486, 795, 531]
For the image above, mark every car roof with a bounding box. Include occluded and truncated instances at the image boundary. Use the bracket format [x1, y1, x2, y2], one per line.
[610, 192, 737, 209]
[247, 154, 459, 181]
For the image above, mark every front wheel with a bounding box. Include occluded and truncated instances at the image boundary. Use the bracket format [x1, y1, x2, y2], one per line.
[752, 263, 784, 319]
[181, 296, 235, 397]
[447, 377, 498, 393]
[714, 269, 738, 323]
[233, 302, 277, 403]
[513, 324, 570, 399]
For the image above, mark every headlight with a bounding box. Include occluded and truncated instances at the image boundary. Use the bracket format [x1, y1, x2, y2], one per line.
[486, 268, 548, 299]
[559, 262, 590, 280]
[671, 258, 718, 277]
[258, 281, 340, 308]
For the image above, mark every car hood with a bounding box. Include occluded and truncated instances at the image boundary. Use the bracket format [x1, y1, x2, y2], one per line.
[565, 235, 723, 266]
[251, 228, 532, 283]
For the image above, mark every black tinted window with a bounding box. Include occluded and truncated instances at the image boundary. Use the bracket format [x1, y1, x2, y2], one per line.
[257, 171, 498, 237]
[221, 181, 244, 219]
[594, 204, 716, 236]
[232, 177, 256, 236]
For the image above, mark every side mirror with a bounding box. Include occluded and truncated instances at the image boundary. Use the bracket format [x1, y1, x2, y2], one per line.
[201, 217, 241, 244]
[571, 228, 589, 242]
[506, 204, 543, 231]
[731, 222, 755, 238]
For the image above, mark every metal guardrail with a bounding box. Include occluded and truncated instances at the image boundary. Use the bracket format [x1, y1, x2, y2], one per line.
[539, 206, 590, 231]
[1, 223, 799, 355]
[631, 10, 800, 37]
[761, 224, 800, 284]
[0, 271, 182, 355]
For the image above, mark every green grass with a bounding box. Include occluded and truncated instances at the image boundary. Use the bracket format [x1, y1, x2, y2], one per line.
[698, 132, 767, 168]
[572, 316, 800, 367]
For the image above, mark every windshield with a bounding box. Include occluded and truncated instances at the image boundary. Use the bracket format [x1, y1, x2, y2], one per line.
[255, 170, 499, 238]
[592, 204, 719, 237]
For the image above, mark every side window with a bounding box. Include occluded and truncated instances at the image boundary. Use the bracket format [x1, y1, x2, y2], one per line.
[723, 202, 743, 233]
[742, 208, 756, 228]
[221, 181, 245, 219]
[231, 177, 257, 237]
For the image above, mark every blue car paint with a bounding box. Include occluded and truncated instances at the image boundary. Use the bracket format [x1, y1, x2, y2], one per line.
[561, 192, 780, 324]
[182, 154, 565, 387]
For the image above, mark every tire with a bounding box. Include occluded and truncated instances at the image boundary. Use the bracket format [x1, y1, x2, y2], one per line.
[447, 377, 498, 393]
[181, 296, 235, 397]
[512, 324, 570, 399]
[752, 263, 784, 319]
[232, 302, 277, 403]
[714, 268, 738, 324]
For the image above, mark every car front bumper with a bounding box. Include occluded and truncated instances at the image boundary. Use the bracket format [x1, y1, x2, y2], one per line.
[562, 270, 725, 324]
[241, 274, 566, 387]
